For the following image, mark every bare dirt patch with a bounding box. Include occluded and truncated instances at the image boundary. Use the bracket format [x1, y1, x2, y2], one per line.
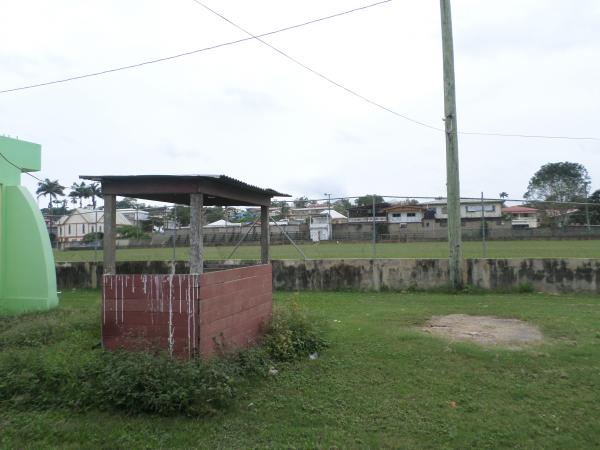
[422, 314, 543, 349]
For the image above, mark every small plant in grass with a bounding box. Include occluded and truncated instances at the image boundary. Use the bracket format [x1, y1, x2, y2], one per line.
[518, 282, 535, 293]
[263, 302, 328, 362]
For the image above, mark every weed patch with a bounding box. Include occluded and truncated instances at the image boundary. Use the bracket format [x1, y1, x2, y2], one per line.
[0, 302, 327, 416]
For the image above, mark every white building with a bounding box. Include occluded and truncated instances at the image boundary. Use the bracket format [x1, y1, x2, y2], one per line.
[289, 205, 329, 222]
[383, 204, 426, 224]
[309, 210, 347, 241]
[203, 219, 242, 228]
[426, 199, 504, 219]
[56, 208, 142, 243]
[502, 206, 539, 228]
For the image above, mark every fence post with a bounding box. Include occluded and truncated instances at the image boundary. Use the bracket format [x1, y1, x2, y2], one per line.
[372, 195, 377, 258]
[481, 191, 487, 257]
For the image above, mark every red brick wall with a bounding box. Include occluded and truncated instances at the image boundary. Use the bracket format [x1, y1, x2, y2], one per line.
[102, 274, 200, 358]
[199, 264, 272, 357]
[101, 265, 272, 358]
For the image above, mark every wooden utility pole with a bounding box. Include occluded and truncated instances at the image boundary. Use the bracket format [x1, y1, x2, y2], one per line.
[260, 205, 270, 263]
[189, 193, 204, 274]
[440, 0, 463, 289]
[103, 194, 117, 275]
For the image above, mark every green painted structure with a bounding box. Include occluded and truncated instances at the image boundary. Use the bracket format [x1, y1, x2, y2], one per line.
[0, 136, 58, 314]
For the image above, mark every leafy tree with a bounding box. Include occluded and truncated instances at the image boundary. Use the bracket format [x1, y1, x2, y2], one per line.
[69, 181, 91, 208]
[204, 207, 226, 224]
[88, 182, 103, 209]
[524, 162, 590, 203]
[116, 197, 139, 209]
[82, 232, 103, 244]
[271, 201, 290, 221]
[333, 199, 352, 216]
[355, 195, 384, 207]
[571, 188, 600, 225]
[117, 225, 149, 240]
[524, 162, 591, 227]
[589, 189, 600, 225]
[36, 178, 65, 209]
[293, 197, 309, 208]
[169, 206, 190, 227]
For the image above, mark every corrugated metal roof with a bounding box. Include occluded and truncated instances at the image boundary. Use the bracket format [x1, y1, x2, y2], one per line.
[79, 174, 290, 198]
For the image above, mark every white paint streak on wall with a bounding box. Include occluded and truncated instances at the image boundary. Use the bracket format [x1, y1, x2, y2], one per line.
[102, 274, 106, 325]
[120, 276, 124, 323]
[168, 274, 174, 357]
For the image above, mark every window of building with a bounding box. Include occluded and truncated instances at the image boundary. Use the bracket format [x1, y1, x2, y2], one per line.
[441, 207, 448, 214]
[466, 204, 496, 213]
[392, 213, 401, 217]
[407, 213, 416, 217]
[68, 225, 71, 235]
[82, 224, 85, 234]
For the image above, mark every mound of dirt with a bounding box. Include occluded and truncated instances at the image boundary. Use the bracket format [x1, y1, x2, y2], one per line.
[422, 314, 543, 349]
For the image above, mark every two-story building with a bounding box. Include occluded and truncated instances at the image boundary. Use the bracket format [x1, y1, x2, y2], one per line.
[424, 199, 507, 229]
[382, 204, 426, 226]
[502, 206, 539, 228]
[347, 203, 390, 223]
[56, 208, 140, 243]
[288, 205, 329, 223]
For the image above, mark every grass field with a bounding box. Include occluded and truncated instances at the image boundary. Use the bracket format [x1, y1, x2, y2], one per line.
[2, 290, 600, 448]
[53, 239, 600, 262]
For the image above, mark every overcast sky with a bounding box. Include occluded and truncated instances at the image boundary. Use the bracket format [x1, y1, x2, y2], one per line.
[2, 0, 599, 205]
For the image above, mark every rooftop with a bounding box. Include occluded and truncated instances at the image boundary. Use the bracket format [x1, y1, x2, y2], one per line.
[80, 174, 289, 207]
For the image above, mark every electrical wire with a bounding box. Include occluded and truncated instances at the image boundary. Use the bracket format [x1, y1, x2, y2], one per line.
[0, 151, 43, 182]
[190, 0, 442, 132]
[0, 0, 391, 95]
[190, 0, 600, 142]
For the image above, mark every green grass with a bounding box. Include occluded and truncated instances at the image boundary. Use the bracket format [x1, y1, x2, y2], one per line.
[54, 239, 600, 262]
[2, 290, 600, 448]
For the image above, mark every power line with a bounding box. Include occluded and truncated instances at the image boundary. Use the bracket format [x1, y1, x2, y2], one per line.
[458, 130, 600, 141]
[190, 0, 441, 132]
[190, 0, 600, 142]
[0, 151, 43, 182]
[0, 0, 391, 95]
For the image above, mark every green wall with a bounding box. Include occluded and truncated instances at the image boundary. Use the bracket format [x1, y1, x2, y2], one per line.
[0, 136, 58, 314]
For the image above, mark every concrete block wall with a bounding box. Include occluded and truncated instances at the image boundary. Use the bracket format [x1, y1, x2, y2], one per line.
[100, 265, 272, 359]
[102, 274, 200, 358]
[271, 259, 600, 294]
[58, 258, 600, 295]
[199, 264, 272, 356]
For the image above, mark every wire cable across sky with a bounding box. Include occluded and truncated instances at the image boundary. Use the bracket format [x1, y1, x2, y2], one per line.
[0, 0, 391, 95]
[189, 0, 600, 142]
[2, 0, 599, 143]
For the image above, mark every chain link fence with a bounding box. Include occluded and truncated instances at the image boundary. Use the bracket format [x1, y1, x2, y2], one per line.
[45, 194, 600, 262]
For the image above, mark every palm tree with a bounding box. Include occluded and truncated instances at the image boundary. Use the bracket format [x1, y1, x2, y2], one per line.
[88, 182, 103, 209]
[499, 192, 509, 199]
[36, 178, 65, 209]
[70, 182, 91, 208]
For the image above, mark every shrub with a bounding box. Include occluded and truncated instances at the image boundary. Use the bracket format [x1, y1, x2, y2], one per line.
[263, 304, 328, 362]
[0, 305, 328, 416]
[117, 225, 150, 240]
[82, 232, 103, 244]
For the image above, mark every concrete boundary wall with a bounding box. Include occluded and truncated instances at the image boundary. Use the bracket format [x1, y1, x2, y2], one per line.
[56, 258, 600, 294]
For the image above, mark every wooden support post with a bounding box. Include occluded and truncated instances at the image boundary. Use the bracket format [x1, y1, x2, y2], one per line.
[261, 205, 270, 264]
[190, 193, 204, 274]
[440, 0, 463, 289]
[103, 194, 117, 274]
